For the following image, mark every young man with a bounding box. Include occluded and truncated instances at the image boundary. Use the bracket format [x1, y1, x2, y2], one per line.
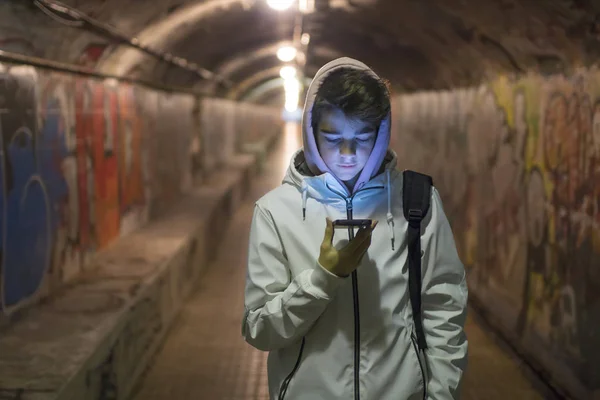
[242, 57, 468, 399]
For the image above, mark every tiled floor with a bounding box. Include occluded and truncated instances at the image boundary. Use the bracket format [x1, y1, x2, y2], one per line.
[132, 123, 552, 400]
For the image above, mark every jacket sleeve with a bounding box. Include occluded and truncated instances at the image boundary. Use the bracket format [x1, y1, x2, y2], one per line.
[242, 203, 344, 351]
[422, 188, 469, 400]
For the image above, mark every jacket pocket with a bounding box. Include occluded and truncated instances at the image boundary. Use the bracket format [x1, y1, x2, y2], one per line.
[410, 333, 428, 400]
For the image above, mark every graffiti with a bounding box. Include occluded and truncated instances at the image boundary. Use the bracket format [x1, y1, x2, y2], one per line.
[475, 87, 528, 297]
[38, 75, 80, 284]
[0, 66, 53, 312]
[390, 70, 600, 394]
[0, 63, 201, 315]
[535, 80, 599, 365]
[74, 79, 95, 256]
[117, 84, 145, 236]
[78, 43, 109, 68]
[92, 85, 120, 249]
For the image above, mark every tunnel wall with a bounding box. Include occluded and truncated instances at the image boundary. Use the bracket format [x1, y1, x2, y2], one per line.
[390, 68, 600, 398]
[200, 97, 281, 175]
[0, 63, 194, 317]
[0, 62, 281, 323]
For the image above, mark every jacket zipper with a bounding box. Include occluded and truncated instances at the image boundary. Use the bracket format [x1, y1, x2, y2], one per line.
[410, 334, 428, 400]
[322, 184, 385, 400]
[346, 197, 361, 400]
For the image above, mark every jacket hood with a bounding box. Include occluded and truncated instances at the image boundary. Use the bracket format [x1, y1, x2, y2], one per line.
[301, 57, 391, 195]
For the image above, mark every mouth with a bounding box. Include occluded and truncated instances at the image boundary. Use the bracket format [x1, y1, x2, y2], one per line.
[338, 164, 357, 169]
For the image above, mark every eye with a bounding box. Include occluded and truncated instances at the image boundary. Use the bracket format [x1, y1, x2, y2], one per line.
[356, 135, 375, 143]
[321, 132, 341, 143]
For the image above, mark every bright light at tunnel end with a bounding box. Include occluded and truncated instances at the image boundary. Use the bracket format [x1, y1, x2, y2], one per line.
[279, 65, 297, 80]
[284, 77, 300, 113]
[267, 0, 294, 11]
[277, 46, 297, 62]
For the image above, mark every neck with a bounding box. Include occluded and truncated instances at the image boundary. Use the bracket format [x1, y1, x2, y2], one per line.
[343, 175, 359, 194]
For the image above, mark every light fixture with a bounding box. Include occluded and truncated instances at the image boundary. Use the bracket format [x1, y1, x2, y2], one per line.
[104, 78, 119, 87]
[300, 33, 310, 45]
[284, 77, 300, 112]
[299, 0, 315, 13]
[277, 46, 297, 62]
[266, 0, 295, 11]
[280, 65, 297, 80]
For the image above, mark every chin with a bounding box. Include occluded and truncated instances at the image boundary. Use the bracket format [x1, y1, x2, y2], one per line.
[334, 169, 360, 182]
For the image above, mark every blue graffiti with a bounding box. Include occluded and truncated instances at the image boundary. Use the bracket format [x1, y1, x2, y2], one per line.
[1, 91, 69, 311]
[1, 129, 51, 309]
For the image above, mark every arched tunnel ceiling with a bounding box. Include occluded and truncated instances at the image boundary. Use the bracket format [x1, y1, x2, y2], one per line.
[5, 0, 600, 101]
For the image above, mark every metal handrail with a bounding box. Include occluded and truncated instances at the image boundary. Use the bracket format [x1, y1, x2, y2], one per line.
[29, 0, 232, 86]
[0, 49, 208, 96]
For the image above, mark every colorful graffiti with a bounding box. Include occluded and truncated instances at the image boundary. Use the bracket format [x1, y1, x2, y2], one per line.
[0, 64, 197, 315]
[391, 69, 600, 397]
[0, 65, 55, 312]
[0, 63, 281, 317]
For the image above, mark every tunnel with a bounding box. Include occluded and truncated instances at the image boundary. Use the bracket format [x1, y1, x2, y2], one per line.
[0, 0, 598, 399]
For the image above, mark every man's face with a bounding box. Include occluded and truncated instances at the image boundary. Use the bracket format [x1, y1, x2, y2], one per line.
[315, 107, 377, 185]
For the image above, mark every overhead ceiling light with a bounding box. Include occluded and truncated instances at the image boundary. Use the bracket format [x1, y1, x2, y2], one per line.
[277, 46, 297, 62]
[267, 0, 295, 11]
[104, 78, 119, 87]
[299, 0, 315, 12]
[280, 65, 297, 80]
[300, 33, 310, 45]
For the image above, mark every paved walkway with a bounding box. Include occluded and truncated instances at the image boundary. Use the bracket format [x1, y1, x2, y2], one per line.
[132, 123, 553, 400]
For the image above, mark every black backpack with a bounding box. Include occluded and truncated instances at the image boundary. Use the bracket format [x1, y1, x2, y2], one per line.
[402, 170, 433, 351]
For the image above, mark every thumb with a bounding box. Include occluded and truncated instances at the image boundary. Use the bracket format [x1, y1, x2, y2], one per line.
[322, 218, 334, 245]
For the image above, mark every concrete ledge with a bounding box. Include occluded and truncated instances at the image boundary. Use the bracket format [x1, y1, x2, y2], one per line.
[225, 153, 257, 198]
[240, 128, 280, 173]
[0, 159, 256, 400]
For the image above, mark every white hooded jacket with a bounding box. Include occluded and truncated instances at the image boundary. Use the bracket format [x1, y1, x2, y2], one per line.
[242, 58, 468, 400]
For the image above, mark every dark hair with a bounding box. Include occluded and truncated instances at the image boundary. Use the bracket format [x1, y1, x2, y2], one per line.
[311, 67, 390, 131]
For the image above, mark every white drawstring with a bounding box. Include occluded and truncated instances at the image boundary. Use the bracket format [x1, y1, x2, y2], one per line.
[301, 180, 308, 220]
[386, 169, 395, 250]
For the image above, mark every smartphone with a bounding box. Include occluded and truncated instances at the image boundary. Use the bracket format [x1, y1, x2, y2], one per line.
[333, 219, 373, 228]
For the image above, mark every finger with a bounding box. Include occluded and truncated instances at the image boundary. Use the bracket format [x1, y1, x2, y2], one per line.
[340, 220, 378, 255]
[322, 218, 334, 246]
[340, 238, 372, 275]
[351, 234, 373, 257]
[344, 227, 373, 254]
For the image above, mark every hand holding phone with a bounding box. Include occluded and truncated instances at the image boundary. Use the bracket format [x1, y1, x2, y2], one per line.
[319, 218, 378, 277]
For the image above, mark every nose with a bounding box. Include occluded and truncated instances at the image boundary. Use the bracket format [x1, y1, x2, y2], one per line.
[340, 139, 356, 156]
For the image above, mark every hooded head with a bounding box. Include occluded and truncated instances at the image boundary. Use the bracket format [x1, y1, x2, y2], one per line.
[301, 57, 391, 195]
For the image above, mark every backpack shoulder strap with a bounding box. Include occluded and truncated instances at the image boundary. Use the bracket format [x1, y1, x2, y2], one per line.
[402, 170, 433, 351]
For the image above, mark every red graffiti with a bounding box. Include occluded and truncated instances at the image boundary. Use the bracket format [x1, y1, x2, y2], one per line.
[91, 84, 120, 249]
[117, 84, 144, 213]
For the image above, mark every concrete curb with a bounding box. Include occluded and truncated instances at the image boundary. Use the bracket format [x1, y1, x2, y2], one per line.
[0, 149, 265, 400]
[240, 128, 281, 174]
